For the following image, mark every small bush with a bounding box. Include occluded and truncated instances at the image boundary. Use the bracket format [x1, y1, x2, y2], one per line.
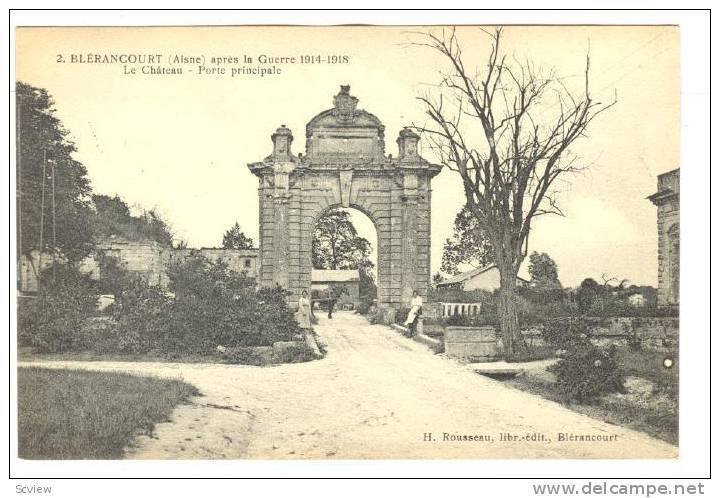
[549, 343, 625, 403]
[544, 318, 625, 403]
[18, 264, 99, 353]
[111, 277, 172, 353]
[427, 287, 494, 304]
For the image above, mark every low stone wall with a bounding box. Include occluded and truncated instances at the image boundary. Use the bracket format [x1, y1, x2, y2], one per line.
[583, 317, 679, 352]
[445, 326, 500, 362]
[441, 317, 679, 361]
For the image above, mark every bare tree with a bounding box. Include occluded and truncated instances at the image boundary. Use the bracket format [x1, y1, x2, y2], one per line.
[412, 27, 615, 358]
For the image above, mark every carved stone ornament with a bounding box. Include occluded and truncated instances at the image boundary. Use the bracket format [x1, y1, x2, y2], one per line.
[332, 85, 359, 123]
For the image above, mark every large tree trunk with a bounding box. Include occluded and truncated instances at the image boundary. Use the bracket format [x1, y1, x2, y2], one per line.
[497, 263, 526, 360]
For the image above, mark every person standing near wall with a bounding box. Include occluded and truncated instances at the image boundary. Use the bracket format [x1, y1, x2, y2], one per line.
[296, 289, 313, 330]
[404, 290, 423, 335]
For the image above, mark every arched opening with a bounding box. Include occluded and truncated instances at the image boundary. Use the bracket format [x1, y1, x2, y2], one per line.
[310, 206, 378, 315]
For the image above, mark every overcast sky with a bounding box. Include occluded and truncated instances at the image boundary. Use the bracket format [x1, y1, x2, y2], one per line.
[16, 25, 679, 287]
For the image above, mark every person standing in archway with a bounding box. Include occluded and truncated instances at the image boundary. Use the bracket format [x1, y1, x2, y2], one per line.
[404, 290, 423, 335]
[296, 290, 313, 330]
[327, 287, 336, 319]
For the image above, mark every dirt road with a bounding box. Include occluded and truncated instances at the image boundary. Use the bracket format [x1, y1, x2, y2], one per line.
[18, 312, 677, 459]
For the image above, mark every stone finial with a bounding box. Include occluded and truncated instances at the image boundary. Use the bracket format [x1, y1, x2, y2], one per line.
[332, 85, 359, 122]
[271, 124, 293, 158]
[397, 127, 420, 159]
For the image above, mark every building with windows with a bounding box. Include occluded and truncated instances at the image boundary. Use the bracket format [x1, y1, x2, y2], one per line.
[310, 269, 360, 310]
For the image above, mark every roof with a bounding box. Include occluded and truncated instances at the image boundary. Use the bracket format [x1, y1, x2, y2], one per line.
[437, 264, 498, 286]
[311, 269, 360, 282]
[437, 264, 530, 287]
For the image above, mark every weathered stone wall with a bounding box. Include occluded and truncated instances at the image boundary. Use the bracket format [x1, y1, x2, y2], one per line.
[445, 326, 499, 362]
[441, 317, 679, 362]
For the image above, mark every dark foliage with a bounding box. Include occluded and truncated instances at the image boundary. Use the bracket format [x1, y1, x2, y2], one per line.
[544, 318, 625, 403]
[16, 82, 95, 262]
[312, 208, 374, 274]
[18, 264, 98, 352]
[528, 251, 562, 289]
[221, 221, 255, 249]
[440, 204, 494, 275]
[93, 194, 174, 246]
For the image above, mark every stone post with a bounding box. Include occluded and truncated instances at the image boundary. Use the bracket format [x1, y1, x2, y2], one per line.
[269, 125, 297, 290]
[397, 128, 422, 304]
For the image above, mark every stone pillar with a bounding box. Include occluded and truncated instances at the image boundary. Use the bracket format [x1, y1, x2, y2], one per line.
[401, 177, 419, 304]
[268, 125, 297, 290]
[397, 128, 422, 305]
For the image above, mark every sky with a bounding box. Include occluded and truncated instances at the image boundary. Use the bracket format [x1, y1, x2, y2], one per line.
[15, 25, 679, 287]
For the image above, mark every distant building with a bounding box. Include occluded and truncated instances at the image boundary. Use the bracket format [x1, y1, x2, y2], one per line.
[648, 168, 679, 306]
[17, 235, 259, 293]
[311, 269, 360, 310]
[172, 247, 259, 279]
[435, 264, 529, 292]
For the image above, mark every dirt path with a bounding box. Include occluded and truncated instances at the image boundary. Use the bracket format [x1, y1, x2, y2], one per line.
[18, 312, 677, 459]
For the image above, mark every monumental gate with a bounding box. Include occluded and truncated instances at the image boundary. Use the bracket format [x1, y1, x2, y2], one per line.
[249, 86, 441, 317]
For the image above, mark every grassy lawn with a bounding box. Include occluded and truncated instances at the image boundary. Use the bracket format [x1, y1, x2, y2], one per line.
[506, 349, 678, 445]
[18, 348, 221, 364]
[18, 367, 199, 459]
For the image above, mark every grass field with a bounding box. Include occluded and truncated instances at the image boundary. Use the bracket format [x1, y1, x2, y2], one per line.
[18, 367, 199, 459]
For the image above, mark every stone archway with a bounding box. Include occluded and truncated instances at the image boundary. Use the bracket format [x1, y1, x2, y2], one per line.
[249, 85, 441, 317]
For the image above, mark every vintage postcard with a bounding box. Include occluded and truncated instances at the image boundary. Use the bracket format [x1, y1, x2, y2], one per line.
[13, 21, 685, 466]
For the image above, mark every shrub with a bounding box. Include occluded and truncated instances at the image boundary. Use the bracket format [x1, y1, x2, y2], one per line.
[549, 343, 625, 403]
[427, 287, 494, 304]
[18, 263, 99, 353]
[154, 253, 298, 352]
[444, 312, 498, 327]
[544, 318, 625, 403]
[103, 253, 300, 357]
[111, 276, 172, 353]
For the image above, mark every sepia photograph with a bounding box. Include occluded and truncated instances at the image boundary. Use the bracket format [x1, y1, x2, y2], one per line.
[8, 10, 709, 486]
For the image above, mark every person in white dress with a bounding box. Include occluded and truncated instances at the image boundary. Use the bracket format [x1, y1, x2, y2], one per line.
[404, 290, 423, 334]
[296, 290, 313, 330]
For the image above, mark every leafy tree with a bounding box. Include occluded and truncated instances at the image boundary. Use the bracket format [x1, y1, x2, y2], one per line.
[413, 28, 614, 358]
[440, 204, 494, 275]
[432, 272, 445, 286]
[528, 251, 562, 289]
[577, 277, 604, 314]
[312, 209, 377, 309]
[222, 222, 255, 249]
[16, 82, 95, 262]
[93, 194, 174, 246]
[312, 209, 374, 274]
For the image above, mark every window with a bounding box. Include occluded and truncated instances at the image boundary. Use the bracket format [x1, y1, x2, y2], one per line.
[244, 259, 251, 268]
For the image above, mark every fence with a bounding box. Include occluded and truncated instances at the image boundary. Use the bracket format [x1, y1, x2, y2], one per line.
[440, 302, 483, 317]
